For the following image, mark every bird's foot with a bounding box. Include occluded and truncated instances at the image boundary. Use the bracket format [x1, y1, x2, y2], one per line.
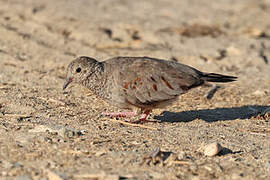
[132, 110, 155, 124]
[132, 118, 156, 124]
[102, 111, 137, 118]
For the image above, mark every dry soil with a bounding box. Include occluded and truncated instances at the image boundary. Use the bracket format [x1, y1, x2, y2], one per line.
[0, 0, 270, 179]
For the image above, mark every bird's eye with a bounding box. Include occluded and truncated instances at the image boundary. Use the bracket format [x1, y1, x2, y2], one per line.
[76, 67, 81, 73]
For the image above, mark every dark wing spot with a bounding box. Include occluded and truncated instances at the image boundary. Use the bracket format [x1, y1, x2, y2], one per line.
[124, 82, 129, 89]
[150, 77, 157, 82]
[132, 85, 136, 89]
[161, 76, 174, 90]
[119, 72, 124, 76]
[153, 84, 158, 91]
[148, 91, 151, 97]
[133, 77, 141, 85]
[180, 85, 189, 91]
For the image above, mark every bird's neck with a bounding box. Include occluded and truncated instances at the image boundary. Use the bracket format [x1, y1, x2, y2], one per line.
[81, 62, 108, 97]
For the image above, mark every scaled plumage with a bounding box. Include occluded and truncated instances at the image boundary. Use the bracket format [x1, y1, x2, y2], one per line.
[63, 56, 237, 123]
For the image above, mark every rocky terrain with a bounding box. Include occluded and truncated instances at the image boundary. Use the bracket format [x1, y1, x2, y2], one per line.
[0, 0, 269, 179]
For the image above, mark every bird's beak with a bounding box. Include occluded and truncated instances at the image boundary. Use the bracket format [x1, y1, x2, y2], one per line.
[63, 77, 73, 90]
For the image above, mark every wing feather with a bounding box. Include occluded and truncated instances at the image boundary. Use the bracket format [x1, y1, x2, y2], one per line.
[106, 57, 202, 108]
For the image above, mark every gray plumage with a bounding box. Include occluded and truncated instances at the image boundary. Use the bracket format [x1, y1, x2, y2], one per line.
[63, 56, 237, 118]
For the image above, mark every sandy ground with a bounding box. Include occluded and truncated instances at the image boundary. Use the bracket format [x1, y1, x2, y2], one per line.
[0, 0, 270, 179]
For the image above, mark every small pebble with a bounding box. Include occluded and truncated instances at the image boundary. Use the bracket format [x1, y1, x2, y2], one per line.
[204, 142, 223, 156]
[46, 170, 64, 180]
[226, 46, 241, 55]
[95, 150, 106, 157]
[177, 151, 187, 160]
[252, 90, 267, 96]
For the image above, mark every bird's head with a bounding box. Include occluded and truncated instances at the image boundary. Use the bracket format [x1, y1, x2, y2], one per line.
[63, 56, 101, 90]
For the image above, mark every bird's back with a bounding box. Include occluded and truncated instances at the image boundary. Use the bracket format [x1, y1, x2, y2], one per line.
[103, 57, 203, 110]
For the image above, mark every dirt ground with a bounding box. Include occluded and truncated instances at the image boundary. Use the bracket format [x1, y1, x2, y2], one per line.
[0, 0, 270, 179]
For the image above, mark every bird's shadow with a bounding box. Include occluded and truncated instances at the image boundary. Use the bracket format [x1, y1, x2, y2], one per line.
[154, 105, 269, 123]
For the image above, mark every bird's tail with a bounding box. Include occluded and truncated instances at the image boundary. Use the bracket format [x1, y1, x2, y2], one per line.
[200, 73, 237, 83]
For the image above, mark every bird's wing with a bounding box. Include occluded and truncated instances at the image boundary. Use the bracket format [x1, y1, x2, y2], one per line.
[106, 57, 203, 107]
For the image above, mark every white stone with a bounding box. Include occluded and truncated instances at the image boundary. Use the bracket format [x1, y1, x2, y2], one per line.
[204, 142, 222, 156]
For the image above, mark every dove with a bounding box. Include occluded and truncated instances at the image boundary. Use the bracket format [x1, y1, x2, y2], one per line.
[63, 56, 237, 123]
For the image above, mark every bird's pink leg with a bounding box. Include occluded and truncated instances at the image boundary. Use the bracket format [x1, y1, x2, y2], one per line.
[132, 110, 152, 124]
[102, 111, 137, 118]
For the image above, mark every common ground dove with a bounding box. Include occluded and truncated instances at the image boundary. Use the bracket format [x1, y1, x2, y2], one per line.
[63, 56, 237, 123]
